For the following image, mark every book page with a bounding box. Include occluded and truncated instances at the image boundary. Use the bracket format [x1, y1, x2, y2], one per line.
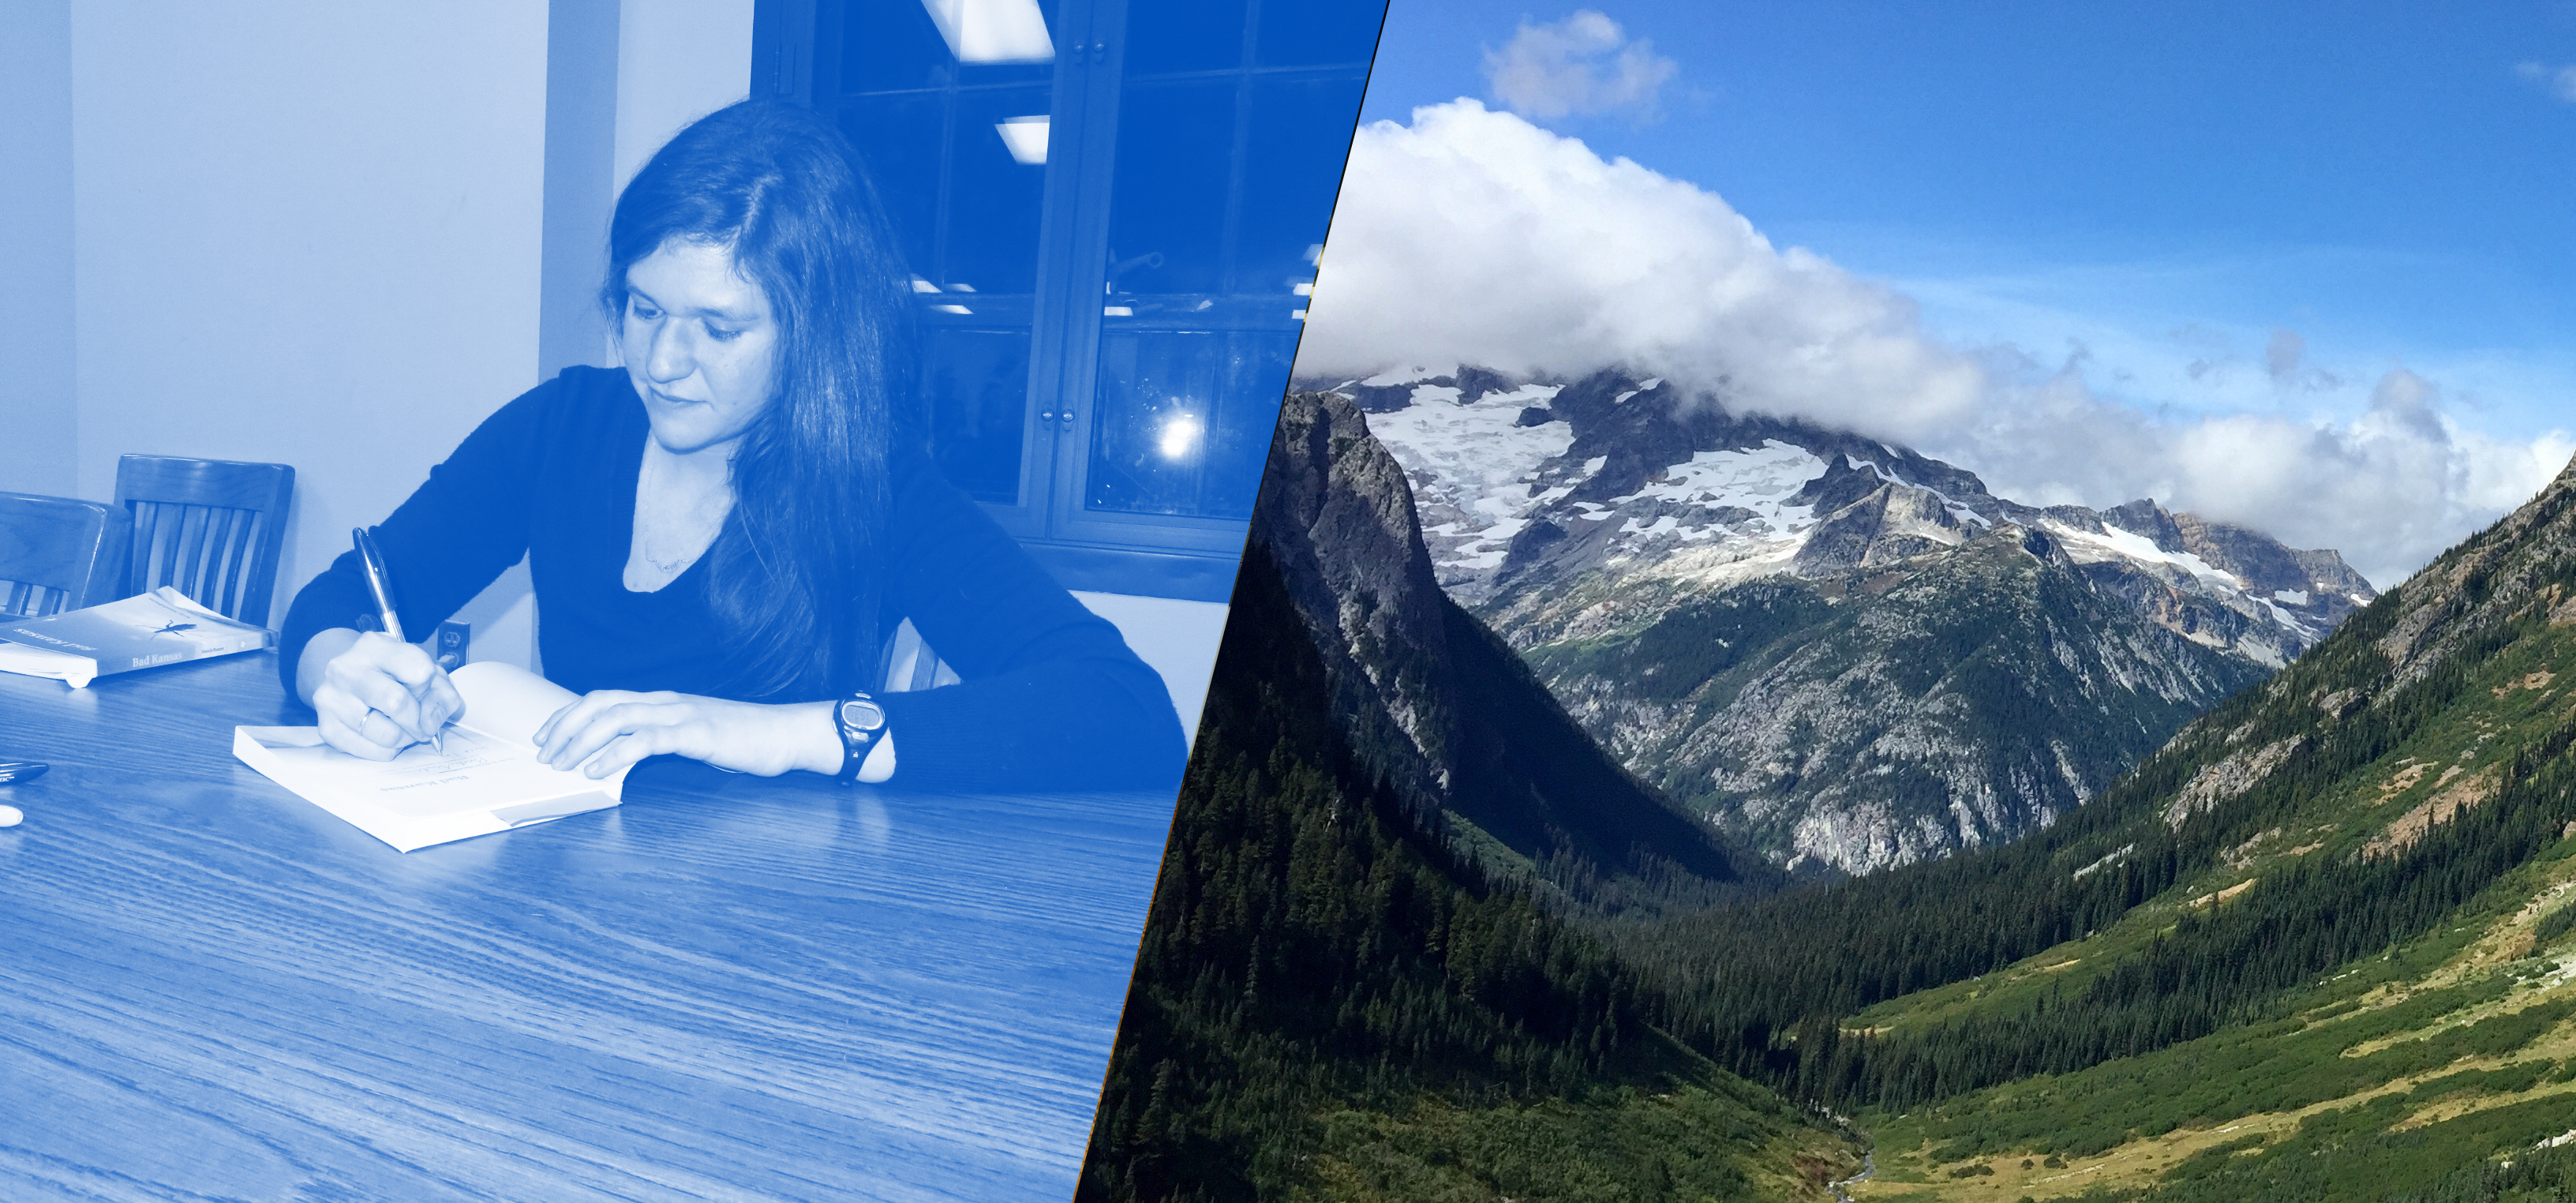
[0, 640, 95, 687]
[448, 661, 579, 750]
[239, 726, 616, 819]
[233, 661, 627, 845]
[240, 724, 623, 821]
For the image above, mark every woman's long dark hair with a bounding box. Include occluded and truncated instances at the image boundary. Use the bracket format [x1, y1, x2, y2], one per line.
[602, 100, 915, 700]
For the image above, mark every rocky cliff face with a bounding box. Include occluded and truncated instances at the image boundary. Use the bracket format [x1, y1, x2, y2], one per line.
[1526, 525, 2266, 873]
[1309, 365, 2377, 873]
[1252, 388, 1457, 806]
[1249, 391, 1773, 913]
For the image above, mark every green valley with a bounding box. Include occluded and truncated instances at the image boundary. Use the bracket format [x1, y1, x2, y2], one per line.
[1085, 392, 2576, 1201]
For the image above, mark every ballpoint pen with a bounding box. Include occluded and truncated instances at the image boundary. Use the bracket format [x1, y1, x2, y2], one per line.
[353, 527, 445, 754]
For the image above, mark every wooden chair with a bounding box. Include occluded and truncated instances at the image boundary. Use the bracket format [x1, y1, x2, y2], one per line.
[114, 455, 295, 628]
[878, 618, 960, 694]
[0, 493, 135, 618]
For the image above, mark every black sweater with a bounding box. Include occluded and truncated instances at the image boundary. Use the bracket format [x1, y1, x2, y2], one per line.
[278, 366, 1186, 792]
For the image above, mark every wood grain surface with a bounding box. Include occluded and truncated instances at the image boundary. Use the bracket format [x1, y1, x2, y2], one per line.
[0, 652, 1174, 1201]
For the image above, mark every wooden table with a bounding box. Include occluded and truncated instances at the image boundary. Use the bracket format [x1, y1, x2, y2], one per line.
[0, 652, 1172, 1201]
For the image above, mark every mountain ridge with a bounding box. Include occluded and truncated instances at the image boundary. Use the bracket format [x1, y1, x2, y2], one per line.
[1303, 363, 2377, 872]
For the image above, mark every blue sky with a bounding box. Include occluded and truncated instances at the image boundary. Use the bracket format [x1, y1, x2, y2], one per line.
[1306, 2, 2576, 580]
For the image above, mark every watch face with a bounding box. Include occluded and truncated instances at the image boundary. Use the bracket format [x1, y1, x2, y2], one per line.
[840, 698, 886, 732]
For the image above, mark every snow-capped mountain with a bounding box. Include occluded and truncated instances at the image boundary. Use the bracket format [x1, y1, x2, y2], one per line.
[1339, 366, 2374, 668]
[1311, 365, 2379, 874]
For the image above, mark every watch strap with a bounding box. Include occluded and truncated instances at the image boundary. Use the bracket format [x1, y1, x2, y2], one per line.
[834, 692, 886, 785]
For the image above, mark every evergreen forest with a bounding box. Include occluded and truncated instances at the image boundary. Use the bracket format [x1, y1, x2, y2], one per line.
[1080, 454, 2576, 1201]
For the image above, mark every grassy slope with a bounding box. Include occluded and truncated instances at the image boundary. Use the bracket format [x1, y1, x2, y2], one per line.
[1305, 1052, 1862, 1203]
[1829, 613, 2576, 1201]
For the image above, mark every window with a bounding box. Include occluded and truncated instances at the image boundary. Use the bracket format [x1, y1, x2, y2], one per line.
[754, 0, 1386, 600]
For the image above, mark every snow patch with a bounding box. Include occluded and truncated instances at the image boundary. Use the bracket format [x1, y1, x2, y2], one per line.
[1367, 382, 1575, 574]
[1601, 441, 1827, 544]
[2047, 519, 2246, 591]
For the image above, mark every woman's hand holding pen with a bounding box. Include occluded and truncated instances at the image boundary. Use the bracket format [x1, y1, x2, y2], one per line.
[298, 628, 463, 762]
[533, 691, 894, 781]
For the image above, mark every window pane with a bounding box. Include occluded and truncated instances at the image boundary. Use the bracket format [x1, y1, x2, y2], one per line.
[1251, 0, 1383, 69]
[1122, 0, 1245, 76]
[1088, 328, 1294, 519]
[1102, 80, 1233, 295]
[920, 323, 1035, 501]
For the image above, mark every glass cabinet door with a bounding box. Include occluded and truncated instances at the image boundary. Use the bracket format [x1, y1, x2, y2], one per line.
[832, 0, 1068, 537]
[779, 0, 1385, 594]
[1054, 0, 1383, 553]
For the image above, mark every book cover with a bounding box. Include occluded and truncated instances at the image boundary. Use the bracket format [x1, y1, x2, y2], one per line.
[0, 587, 274, 688]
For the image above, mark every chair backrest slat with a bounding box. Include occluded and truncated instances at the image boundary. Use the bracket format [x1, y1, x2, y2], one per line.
[0, 493, 134, 617]
[172, 504, 208, 602]
[203, 507, 234, 616]
[227, 507, 262, 615]
[114, 457, 295, 626]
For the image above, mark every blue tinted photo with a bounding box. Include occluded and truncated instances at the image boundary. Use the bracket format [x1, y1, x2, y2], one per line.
[0, 1, 1383, 1198]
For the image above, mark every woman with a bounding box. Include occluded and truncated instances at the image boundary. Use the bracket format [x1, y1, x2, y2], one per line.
[281, 100, 1186, 792]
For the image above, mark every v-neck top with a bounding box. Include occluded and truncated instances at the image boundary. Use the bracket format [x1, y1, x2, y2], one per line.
[276, 365, 1186, 792]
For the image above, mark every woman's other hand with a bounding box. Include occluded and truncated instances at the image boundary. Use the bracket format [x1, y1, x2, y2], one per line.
[531, 691, 892, 781]
[298, 628, 464, 762]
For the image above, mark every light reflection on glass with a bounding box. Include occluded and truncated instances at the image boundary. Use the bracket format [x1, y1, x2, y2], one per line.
[994, 116, 1050, 164]
[919, 0, 1054, 63]
[1157, 414, 1202, 460]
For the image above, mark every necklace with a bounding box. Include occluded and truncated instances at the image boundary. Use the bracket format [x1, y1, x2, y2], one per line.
[638, 500, 726, 574]
[632, 437, 736, 583]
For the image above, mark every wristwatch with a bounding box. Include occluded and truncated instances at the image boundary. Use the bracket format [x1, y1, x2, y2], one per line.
[833, 691, 888, 785]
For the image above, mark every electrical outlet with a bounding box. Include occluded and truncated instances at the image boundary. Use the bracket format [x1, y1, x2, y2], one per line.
[434, 620, 470, 670]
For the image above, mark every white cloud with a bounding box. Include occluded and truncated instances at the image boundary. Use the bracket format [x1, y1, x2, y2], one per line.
[1300, 99, 1983, 444]
[1482, 10, 1676, 120]
[2515, 60, 2576, 102]
[1939, 366, 2574, 587]
[1297, 99, 2574, 587]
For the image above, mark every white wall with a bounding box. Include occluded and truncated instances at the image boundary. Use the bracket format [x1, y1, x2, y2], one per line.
[0, 0, 78, 499]
[69, 2, 551, 650]
[1073, 591, 1229, 746]
[615, 0, 758, 194]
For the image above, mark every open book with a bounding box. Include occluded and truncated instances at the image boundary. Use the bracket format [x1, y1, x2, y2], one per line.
[0, 587, 274, 688]
[234, 661, 630, 853]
